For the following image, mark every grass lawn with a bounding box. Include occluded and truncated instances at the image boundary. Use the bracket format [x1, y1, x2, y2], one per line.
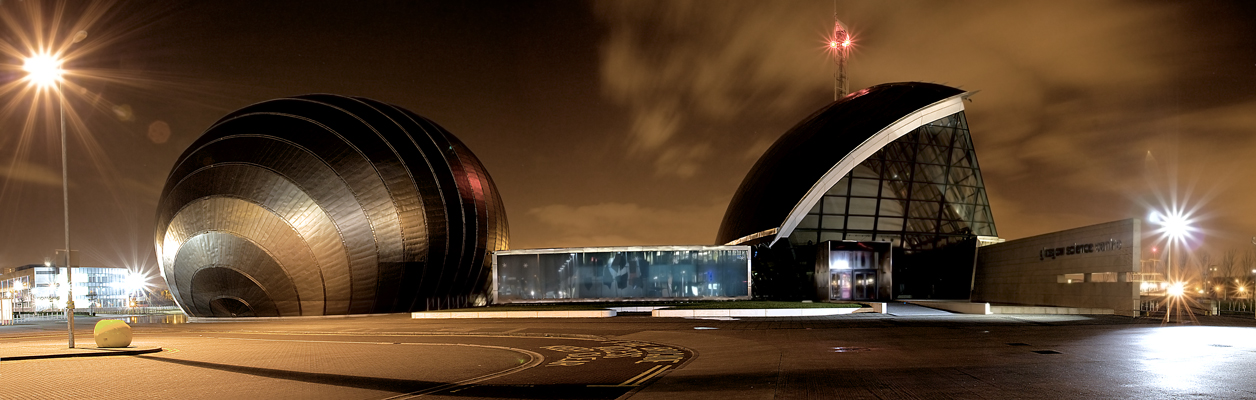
[664, 301, 863, 309]
[428, 301, 865, 312]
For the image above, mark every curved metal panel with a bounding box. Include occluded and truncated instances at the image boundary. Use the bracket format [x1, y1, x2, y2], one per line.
[158, 136, 380, 314]
[190, 266, 282, 317]
[166, 196, 326, 314]
[164, 165, 351, 313]
[155, 94, 510, 317]
[174, 232, 298, 316]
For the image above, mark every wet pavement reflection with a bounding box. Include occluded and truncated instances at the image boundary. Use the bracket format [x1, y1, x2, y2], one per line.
[118, 314, 188, 324]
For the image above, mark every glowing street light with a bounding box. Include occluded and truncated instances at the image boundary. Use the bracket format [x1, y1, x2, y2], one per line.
[21, 53, 64, 87]
[1167, 282, 1185, 297]
[122, 271, 151, 298]
[1149, 209, 1196, 282]
[22, 48, 78, 348]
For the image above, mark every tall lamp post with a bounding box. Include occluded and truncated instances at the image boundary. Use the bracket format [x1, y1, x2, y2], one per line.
[1149, 210, 1192, 283]
[23, 48, 78, 348]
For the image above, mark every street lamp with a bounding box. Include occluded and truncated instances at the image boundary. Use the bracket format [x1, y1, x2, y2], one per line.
[1149, 210, 1195, 289]
[1167, 282, 1185, 297]
[22, 50, 76, 348]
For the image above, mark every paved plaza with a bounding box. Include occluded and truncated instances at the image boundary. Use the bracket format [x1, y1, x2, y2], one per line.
[3, 305, 1256, 399]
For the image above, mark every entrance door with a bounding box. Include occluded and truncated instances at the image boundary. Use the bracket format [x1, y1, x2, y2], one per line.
[830, 271, 851, 300]
[852, 270, 877, 300]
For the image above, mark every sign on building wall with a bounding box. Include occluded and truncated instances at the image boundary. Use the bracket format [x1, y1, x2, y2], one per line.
[973, 219, 1141, 315]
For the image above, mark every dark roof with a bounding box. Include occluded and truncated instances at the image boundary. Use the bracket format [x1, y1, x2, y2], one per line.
[715, 82, 964, 245]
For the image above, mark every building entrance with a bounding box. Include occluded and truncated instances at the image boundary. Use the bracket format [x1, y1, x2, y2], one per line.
[814, 241, 892, 302]
[830, 269, 877, 300]
[827, 249, 878, 301]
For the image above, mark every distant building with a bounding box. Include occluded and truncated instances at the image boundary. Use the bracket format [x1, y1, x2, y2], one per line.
[0, 264, 130, 311]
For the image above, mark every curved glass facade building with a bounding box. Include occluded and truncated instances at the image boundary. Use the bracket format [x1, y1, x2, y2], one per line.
[154, 94, 508, 317]
[717, 82, 997, 301]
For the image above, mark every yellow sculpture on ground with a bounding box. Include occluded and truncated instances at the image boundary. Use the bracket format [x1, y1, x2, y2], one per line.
[94, 320, 132, 348]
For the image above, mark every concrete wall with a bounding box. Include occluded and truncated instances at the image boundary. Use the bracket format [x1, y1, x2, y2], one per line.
[973, 219, 1140, 316]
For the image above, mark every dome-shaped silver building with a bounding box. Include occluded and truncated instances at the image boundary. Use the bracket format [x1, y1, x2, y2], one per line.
[718, 82, 996, 301]
[155, 94, 508, 317]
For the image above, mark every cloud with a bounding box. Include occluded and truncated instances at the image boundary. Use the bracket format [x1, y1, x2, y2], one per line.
[0, 159, 62, 187]
[596, 0, 831, 177]
[595, 1, 1256, 248]
[526, 202, 728, 247]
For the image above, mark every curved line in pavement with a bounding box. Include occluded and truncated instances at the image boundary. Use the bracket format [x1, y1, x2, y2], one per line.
[201, 336, 544, 399]
[383, 343, 545, 399]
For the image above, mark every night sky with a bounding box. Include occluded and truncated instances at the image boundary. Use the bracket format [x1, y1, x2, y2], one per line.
[1, 1, 1254, 277]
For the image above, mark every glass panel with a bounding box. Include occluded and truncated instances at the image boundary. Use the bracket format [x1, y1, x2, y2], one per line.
[826, 178, 850, 196]
[877, 217, 904, 231]
[972, 223, 994, 236]
[848, 198, 878, 215]
[799, 215, 819, 229]
[847, 216, 875, 230]
[821, 216, 845, 230]
[851, 164, 879, 178]
[495, 248, 751, 302]
[849, 178, 880, 197]
[877, 198, 904, 217]
[805, 110, 996, 251]
[822, 197, 846, 215]
[790, 230, 819, 246]
[820, 231, 844, 242]
[906, 218, 938, 233]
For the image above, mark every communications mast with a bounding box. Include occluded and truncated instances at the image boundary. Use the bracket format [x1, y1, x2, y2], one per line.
[828, 8, 853, 100]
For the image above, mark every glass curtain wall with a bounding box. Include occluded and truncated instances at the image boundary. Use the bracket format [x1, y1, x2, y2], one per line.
[789, 111, 996, 252]
[494, 247, 751, 303]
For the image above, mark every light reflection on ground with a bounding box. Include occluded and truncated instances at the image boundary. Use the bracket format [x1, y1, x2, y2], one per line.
[1136, 326, 1256, 391]
[118, 314, 188, 324]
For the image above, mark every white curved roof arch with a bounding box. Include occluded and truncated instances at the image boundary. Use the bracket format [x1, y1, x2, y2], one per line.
[770, 92, 973, 246]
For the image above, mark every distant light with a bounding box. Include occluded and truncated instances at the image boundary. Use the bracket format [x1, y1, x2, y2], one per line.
[22, 53, 64, 87]
[1167, 282, 1185, 296]
[842, 39, 852, 47]
[829, 40, 838, 49]
[122, 271, 149, 295]
[1149, 209, 1194, 242]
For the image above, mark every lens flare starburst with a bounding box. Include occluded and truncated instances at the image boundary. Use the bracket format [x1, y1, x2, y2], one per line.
[21, 52, 64, 88]
[1137, 149, 1223, 325]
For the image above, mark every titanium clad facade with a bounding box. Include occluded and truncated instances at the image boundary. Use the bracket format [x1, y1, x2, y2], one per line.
[155, 94, 509, 317]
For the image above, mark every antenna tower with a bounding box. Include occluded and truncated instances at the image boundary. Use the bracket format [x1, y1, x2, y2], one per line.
[831, 1, 850, 100]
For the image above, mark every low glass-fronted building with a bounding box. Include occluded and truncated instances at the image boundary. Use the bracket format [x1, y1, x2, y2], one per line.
[718, 82, 999, 301]
[493, 246, 751, 303]
[0, 264, 131, 311]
